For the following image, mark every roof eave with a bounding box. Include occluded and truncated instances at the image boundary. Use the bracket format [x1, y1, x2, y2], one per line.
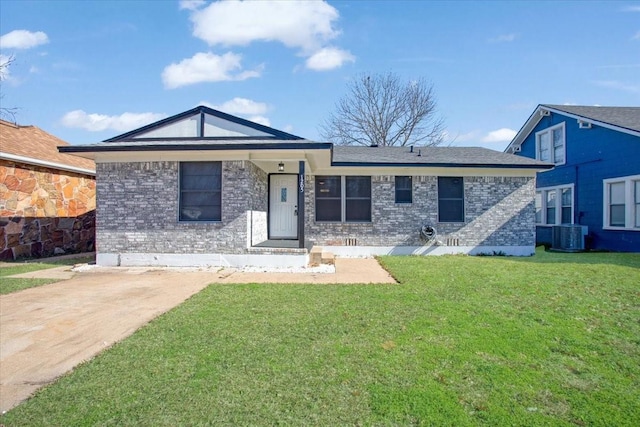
[58, 142, 333, 153]
[0, 151, 96, 176]
[331, 161, 553, 170]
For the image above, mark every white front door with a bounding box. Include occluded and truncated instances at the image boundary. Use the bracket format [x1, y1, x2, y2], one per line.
[269, 174, 298, 239]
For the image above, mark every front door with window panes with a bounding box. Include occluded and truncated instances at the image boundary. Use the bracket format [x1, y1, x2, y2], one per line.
[269, 174, 298, 239]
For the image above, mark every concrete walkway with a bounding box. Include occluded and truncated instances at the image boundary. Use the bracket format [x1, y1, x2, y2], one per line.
[0, 258, 395, 412]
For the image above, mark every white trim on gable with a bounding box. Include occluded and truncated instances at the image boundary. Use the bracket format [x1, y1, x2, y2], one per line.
[505, 105, 640, 154]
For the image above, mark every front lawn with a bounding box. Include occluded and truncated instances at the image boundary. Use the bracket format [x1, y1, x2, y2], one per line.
[2, 249, 639, 425]
[0, 256, 94, 295]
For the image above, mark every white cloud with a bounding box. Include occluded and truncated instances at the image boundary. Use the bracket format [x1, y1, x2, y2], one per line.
[593, 80, 640, 94]
[179, 0, 206, 11]
[213, 97, 269, 115]
[162, 52, 262, 89]
[481, 128, 517, 143]
[0, 30, 49, 49]
[305, 47, 355, 71]
[189, 0, 340, 53]
[61, 110, 166, 132]
[248, 116, 271, 127]
[632, 30, 640, 40]
[622, 6, 640, 12]
[488, 33, 518, 43]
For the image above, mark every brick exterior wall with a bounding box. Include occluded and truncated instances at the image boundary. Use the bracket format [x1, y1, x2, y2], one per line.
[304, 175, 535, 248]
[0, 160, 96, 260]
[95, 160, 535, 258]
[96, 160, 268, 255]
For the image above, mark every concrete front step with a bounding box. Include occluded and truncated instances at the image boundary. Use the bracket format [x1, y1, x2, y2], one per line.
[309, 246, 335, 266]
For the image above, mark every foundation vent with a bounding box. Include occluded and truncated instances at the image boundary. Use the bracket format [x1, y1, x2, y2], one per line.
[446, 238, 460, 246]
[345, 238, 357, 246]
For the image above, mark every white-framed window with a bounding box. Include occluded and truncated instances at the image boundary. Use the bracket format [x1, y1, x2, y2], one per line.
[535, 123, 565, 165]
[603, 174, 640, 231]
[535, 184, 574, 226]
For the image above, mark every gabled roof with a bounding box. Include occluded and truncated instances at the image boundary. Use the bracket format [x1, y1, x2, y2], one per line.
[505, 104, 640, 153]
[0, 119, 95, 175]
[332, 146, 553, 169]
[104, 105, 303, 142]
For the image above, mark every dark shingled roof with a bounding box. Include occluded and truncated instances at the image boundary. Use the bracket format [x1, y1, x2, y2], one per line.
[332, 146, 553, 169]
[543, 105, 640, 133]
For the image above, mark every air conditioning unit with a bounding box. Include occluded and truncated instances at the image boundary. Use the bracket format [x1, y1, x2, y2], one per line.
[551, 225, 588, 252]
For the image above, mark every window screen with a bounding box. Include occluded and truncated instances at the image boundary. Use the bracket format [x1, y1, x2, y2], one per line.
[395, 176, 412, 204]
[179, 162, 222, 221]
[438, 177, 464, 222]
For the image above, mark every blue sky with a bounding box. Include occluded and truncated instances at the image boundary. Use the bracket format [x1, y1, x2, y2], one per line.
[1, 0, 639, 151]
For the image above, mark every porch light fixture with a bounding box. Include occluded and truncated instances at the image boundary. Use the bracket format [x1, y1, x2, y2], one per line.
[278, 162, 285, 172]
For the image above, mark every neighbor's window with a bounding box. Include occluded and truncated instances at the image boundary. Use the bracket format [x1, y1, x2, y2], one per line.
[179, 162, 222, 221]
[561, 187, 573, 224]
[536, 123, 565, 165]
[395, 176, 412, 204]
[636, 181, 640, 228]
[546, 190, 557, 225]
[315, 176, 371, 222]
[438, 177, 464, 222]
[535, 185, 573, 225]
[603, 175, 640, 230]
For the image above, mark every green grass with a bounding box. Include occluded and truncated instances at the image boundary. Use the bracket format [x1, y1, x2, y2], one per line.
[0, 256, 94, 295]
[2, 248, 639, 426]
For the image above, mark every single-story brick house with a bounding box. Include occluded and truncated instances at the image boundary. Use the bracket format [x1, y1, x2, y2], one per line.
[60, 106, 552, 267]
[1, 119, 96, 260]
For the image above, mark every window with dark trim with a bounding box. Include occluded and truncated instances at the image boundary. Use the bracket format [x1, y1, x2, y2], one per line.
[315, 176, 341, 222]
[395, 176, 412, 204]
[315, 176, 371, 222]
[438, 177, 464, 222]
[345, 176, 371, 221]
[179, 162, 222, 221]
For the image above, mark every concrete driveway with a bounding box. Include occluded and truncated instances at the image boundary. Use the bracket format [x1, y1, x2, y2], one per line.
[0, 258, 395, 412]
[0, 268, 214, 412]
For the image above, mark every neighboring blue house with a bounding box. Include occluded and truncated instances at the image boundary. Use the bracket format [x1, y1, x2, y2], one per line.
[505, 104, 640, 252]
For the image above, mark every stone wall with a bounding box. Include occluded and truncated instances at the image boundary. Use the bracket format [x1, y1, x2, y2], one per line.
[0, 160, 96, 260]
[96, 160, 266, 255]
[304, 175, 535, 248]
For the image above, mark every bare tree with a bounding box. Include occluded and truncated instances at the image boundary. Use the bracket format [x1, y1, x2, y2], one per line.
[320, 72, 445, 146]
[0, 55, 18, 121]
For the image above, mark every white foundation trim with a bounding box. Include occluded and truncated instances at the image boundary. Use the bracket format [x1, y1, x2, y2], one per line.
[322, 245, 535, 257]
[97, 252, 309, 268]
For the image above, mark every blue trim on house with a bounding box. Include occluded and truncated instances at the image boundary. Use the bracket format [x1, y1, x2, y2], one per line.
[103, 105, 304, 142]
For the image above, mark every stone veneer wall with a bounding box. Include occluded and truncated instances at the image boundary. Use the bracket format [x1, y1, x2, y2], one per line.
[96, 160, 266, 255]
[304, 175, 535, 248]
[0, 160, 96, 260]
